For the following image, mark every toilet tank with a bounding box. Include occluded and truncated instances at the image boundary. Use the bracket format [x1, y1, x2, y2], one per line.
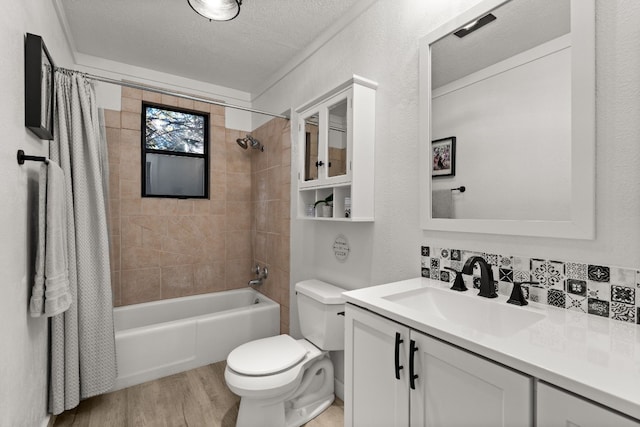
[295, 280, 345, 351]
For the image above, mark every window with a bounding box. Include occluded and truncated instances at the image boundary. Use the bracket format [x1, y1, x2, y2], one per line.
[142, 102, 209, 198]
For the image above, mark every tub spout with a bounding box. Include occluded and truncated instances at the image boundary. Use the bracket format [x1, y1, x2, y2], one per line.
[248, 278, 263, 287]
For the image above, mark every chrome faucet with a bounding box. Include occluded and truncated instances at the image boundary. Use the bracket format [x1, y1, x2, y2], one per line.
[248, 264, 268, 287]
[461, 256, 498, 298]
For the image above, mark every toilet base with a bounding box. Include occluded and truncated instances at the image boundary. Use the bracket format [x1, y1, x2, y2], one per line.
[284, 393, 334, 427]
[235, 392, 334, 427]
[232, 347, 335, 427]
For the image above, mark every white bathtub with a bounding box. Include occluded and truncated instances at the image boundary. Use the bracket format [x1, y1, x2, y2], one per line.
[111, 288, 280, 391]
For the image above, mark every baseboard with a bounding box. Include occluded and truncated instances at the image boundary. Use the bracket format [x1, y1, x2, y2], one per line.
[44, 414, 55, 427]
[334, 378, 344, 401]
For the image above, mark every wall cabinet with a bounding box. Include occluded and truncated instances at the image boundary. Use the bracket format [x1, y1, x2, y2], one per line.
[345, 304, 532, 427]
[536, 383, 638, 427]
[295, 76, 376, 221]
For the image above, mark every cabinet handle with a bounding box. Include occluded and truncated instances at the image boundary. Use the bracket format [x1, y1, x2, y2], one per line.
[394, 332, 404, 380]
[409, 339, 419, 390]
[316, 160, 324, 167]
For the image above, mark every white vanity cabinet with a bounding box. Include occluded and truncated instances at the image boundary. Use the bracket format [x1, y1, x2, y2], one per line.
[345, 304, 532, 427]
[536, 383, 639, 427]
[295, 75, 376, 221]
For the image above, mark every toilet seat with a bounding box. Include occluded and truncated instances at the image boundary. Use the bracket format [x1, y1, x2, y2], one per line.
[225, 338, 323, 399]
[227, 335, 307, 376]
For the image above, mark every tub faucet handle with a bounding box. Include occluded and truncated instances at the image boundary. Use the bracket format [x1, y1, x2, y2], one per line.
[252, 264, 268, 280]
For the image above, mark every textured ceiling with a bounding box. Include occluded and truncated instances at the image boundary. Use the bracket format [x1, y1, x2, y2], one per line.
[59, 0, 362, 94]
[432, 0, 570, 89]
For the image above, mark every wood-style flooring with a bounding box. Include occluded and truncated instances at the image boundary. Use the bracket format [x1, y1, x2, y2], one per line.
[54, 361, 344, 427]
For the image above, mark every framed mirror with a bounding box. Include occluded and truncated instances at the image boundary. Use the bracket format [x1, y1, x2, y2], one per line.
[24, 33, 55, 140]
[419, 0, 595, 239]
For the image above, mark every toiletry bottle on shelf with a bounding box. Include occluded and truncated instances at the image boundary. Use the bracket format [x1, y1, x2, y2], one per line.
[345, 197, 351, 218]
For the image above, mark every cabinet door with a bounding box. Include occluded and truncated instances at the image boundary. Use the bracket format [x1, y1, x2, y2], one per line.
[345, 304, 409, 427]
[299, 90, 352, 189]
[537, 382, 639, 427]
[410, 331, 532, 427]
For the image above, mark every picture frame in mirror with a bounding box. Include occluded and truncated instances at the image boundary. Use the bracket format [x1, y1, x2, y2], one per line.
[432, 136, 456, 177]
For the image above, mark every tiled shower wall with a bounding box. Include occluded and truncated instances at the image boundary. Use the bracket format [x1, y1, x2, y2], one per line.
[105, 87, 254, 306]
[421, 246, 640, 325]
[250, 118, 291, 334]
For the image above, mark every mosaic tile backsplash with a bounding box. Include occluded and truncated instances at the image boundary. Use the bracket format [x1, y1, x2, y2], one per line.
[420, 246, 640, 325]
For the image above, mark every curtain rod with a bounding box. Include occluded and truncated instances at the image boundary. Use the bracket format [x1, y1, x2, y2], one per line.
[54, 66, 289, 120]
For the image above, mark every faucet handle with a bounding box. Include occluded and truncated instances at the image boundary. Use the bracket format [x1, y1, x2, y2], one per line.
[444, 267, 468, 292]
[252, 264, 261, 275]
[507, 281, 538, 306]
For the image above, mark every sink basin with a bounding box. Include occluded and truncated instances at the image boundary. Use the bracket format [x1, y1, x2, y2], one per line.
[383, 286, 545, 337]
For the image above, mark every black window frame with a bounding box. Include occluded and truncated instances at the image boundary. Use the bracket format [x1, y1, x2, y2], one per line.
[141, 102, 210, 199]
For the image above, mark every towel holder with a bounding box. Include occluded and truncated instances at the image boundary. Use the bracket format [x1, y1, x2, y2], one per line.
[451, 186, 466, 193]
[17, 149, 48, 165]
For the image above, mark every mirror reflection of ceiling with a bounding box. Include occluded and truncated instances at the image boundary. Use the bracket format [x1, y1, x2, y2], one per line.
[432, 0, 570, 89]
[329, 102, 348, 118]
[59, 0, 363, 93]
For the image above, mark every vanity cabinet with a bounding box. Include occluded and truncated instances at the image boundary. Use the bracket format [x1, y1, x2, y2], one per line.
[345, 304, 532, 427]
[295, 75, 376, 221]
[536, 383, 638, 427]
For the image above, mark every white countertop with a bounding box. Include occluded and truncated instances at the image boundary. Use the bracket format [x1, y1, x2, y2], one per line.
[342, 277, 640, 420]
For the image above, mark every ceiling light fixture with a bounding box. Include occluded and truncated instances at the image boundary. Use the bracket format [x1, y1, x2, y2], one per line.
[187, 0, 242, 21]
[454, 13, 496, 38]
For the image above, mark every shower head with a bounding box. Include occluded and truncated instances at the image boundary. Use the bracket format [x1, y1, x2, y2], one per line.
[236, 135, 264, 152]
[236, 137, 248, 149]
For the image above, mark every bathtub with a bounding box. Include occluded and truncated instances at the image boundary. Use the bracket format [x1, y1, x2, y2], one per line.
[111, 288, 280, 391]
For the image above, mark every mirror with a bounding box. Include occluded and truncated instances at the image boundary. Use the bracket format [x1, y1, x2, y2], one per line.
[304, 112, 320, 182]
[328, 99, 348, 178]
[419, 0, 595, 239]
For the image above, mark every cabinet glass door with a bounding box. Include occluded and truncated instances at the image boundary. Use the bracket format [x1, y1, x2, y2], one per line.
[303, 112, 320, 183]
[327, 98, 348, 178]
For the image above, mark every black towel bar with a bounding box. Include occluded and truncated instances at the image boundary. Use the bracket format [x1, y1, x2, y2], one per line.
[17, 150, 48, 165]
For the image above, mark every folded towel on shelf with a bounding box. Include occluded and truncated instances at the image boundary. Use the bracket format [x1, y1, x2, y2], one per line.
[30, 161, 72, 317]
[432, 189, 454, 219]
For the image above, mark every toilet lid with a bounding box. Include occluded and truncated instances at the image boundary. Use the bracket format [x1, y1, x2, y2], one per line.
[227, 335, 307, 376]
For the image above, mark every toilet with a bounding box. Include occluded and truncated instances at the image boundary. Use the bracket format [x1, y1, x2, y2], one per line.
[224, 279, 345, 427]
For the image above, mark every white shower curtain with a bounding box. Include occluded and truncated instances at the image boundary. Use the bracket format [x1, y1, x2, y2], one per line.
[48, 71, 116, 414]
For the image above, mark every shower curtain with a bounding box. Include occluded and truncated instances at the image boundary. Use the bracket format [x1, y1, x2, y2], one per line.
[48, 71, 116, 414]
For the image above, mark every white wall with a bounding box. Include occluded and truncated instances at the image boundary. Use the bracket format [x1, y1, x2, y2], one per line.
[431, 44, 571, 221]
[75, 53, 254, 131]
[253, 0, 640, 385]
[0, 1, 74, 426]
